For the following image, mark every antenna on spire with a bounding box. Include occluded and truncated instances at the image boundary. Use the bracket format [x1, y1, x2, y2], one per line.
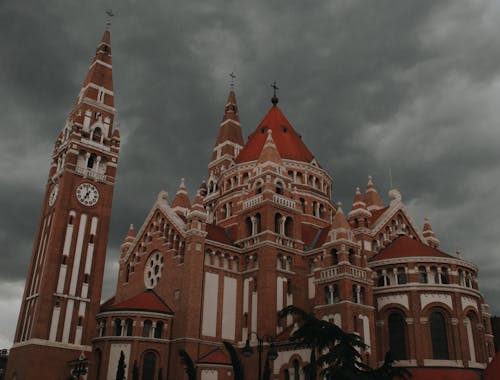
[270, 81, 279, 106]
[105, 9, 114, 29]
[229, 72, 236, 89]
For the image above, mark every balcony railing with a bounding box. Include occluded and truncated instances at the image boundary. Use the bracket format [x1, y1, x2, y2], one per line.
[273, 194, 296, 210]
[242, 194, 264, 210]
[75, 166, 107, 182]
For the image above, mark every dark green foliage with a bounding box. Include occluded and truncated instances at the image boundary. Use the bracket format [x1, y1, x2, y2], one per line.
[115, 351, 126, 380]
[279, 306, 411, 380]
[178, 349, 196, 380]
[132, 360, 139, 380]
[223, 341, 244, 380]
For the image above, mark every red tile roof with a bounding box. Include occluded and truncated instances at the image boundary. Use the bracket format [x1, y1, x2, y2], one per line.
[484, 351, 500, 380]
[101, 290, 173, 314]
[371, 236, 452, 262]
[206, 224, 235, 245]
[236, 106, 314, 163]
[197, 348, 232, 365]
[369, 206, 389, 224]
[408, 367, 480, 380]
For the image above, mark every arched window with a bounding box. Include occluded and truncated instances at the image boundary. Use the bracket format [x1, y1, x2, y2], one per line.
[431, 267, 439, 284]
[285, 217, 293, 237]
[284, 369, 290, 380]
[92, 127, 102, 142]
[255, 213, 262, 234]
[245, 217, 253, 237]
[388, 313, 408, 360]
[276, 181, 284, 195]
[87, 153, 97, 169]
[154, 321, 164, 339]
[293, 359, 300, 380]
[142, 320, 152, 338]
[440, 267, 449, 284]
[419, 266, 428, 283]
[99, 320, 106, 337]
[430, 312, 449, 359]
[352, 285, 359, 303]
[348, 249, 355, 264]
[333, 284, 340, 303]
[142, 351, 157, 380]
[114, 319, 122, 336]
[300, 198, 306, 213]
[359, 287, 365, 304]
[397, 267, 407, 284]
[275, 213, 283, 234]
[331, 249, 338, 265]
[325, 286, 332, 304]
[458, 270, 465, 286]
[256, 181, 263, 194]
[125, 319, 133, 336]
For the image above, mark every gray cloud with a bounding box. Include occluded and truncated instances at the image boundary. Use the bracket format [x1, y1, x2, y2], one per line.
[2, 0, 500, 346]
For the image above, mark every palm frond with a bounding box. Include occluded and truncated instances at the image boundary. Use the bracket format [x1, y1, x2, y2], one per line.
[223, 341, 244, 380]
[178, 349, 196, 380]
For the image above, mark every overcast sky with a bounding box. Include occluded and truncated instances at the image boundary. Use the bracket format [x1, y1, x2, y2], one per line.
[2, 0, 500, 348]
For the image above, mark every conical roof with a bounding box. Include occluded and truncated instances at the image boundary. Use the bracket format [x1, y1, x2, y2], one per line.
[171, 178, 191, 209]
[236, 106, 314, 163]
[332, 204, 351, 230]
[364, 176, 384, 209]
[214, 89, 244, 147]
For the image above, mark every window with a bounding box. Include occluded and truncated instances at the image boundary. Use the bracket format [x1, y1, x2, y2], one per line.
[325, 286, 332, 304]
[348, 249, 355, 264]
[114, 319, 122, 336]
[87, 153, 97, 169]
[359, 287, 365, 304]
[352, 285, 359, 303]
[431, 267, 439, 284]
[333, 284, 340, 303]
[397, 267, 407, 284]
[300, 198, 306, 213]
[388, 313, 408, 360]
[331, 249, 338, 265]
[285, 217, 293, 237]
[430, 312, 449, 359]
[154, 321, 164, 339]
[142, 320, 152, 338]
[275, 213, 283, 234]
[293, 359, 300, 380]
[276, 181, 283, 195]
[142, 352, 157, 380]
[419, 266, 428, 283]
[125, 319, 133, 336]
[99, 320, 106, 337]
[440, 267, 449, 284]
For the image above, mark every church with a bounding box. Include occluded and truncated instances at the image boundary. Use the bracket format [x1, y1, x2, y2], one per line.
[5, 26, 497, 380]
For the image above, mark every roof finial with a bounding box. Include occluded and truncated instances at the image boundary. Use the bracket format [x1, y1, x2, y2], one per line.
[105, 9, 114, 30]
[270, 81, 279, 106]
[229, 72, 236, 89]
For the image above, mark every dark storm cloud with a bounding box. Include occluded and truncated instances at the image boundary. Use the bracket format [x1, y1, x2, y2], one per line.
[2, 0, 500, 344]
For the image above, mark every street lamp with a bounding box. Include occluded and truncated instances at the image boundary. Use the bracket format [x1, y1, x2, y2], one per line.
[70, 352, 88, 380]
[241, 332, 278, 380]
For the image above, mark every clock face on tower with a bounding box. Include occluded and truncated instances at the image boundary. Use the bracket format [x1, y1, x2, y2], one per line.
[76, 183, 99, 206]
[48, 184, 59, 207]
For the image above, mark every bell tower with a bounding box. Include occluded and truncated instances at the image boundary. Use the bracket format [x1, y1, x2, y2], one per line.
[7, 26, 120, 380]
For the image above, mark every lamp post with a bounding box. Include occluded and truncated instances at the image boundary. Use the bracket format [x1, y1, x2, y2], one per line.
[241, 332, 278, 380]
[70, 352, 88, 380]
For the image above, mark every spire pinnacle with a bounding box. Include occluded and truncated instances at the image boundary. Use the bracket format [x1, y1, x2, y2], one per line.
[270, 81, 279, 106]
[258, 129, 282, 164]
[229, 72, 236, 89]
[364, 175, 384, 210]
[172, 178, 191, 211]
[423, 217, 440, 248]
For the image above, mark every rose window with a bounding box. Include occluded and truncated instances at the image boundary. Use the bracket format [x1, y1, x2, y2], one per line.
[144, 251, 164, 288]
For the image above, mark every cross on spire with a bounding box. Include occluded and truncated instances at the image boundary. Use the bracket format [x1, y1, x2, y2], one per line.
[229, 72, 236, 88]
[270, 81, 279, 106]
[105, 9, 114, 29]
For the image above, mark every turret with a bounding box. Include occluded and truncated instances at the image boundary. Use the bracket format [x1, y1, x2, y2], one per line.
[422, 217, 440, 248]
[348, 186, 372, 228]
[364, 176, 384, 211]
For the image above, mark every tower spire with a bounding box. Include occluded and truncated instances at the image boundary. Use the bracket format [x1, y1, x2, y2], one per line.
[208, 80, 244, 176]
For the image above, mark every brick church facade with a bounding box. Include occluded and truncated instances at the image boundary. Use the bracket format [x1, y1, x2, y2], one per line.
[6, 27, 496, 380]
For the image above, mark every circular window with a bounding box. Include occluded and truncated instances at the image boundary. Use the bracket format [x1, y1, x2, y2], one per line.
[144, 251, 164, 288]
